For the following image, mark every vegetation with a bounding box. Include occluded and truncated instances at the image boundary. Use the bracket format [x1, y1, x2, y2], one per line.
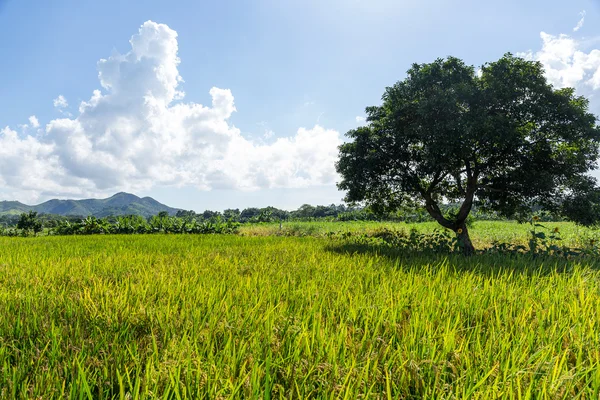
[176, 204, 382, 223]
[0, 204, 428, 236]
[337, 54, 600, 254]
[2, 223, 600, 398]
[16, 211, 43, 235]
[328, 220, 600, 259]
[0, 193, 409, 223]
[0, 205, 584, 242]
[50, 214, 240, 235]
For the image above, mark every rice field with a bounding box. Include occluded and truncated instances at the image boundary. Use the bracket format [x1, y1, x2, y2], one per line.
[1, 222, 600, 398]
[240, 220, 597, 249]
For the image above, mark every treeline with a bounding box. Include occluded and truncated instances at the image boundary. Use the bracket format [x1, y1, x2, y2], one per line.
[1, 202, 512, 228]
[175, 204, 377, 223]
[0, 203, 394, 229]
[2, 212, 239, 236]
[0, 213, 84, 228]
[0, 203, 511, 237]
[174, 203, 506, 223]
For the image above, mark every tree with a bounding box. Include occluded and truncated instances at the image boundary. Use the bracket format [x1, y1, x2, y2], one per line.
[202, 210, 222, 221]
[176, 210, 197, 219]
[240, 208, 261, 222]
[293, 204, 317, 219]
[260, 207, 289, 221]
[17, 211, 43, 235]
[223, 208, 241, 222]
[337, 54, 600, 254]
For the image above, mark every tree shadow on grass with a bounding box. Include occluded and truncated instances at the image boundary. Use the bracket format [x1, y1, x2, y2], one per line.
[325, 241, 600, 277]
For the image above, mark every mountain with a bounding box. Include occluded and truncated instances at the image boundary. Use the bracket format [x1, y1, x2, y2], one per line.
[0, 201, 33, 215]
[0, 193, 181, 218]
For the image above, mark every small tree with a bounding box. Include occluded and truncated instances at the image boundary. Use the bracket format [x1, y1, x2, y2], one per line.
[202, 210, 222, 221]
[337, 54, 600, 254]
[176, 210, 197, 219]
[223, 208, 241, 222]
[240, 208, 261, 222]
[17, 211, 43, 235]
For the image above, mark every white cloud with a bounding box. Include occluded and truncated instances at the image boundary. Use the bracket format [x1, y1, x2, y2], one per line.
[28, 115, 39, 128]
[0, 127, 63, 196]
[263, 129, 275, 139]
[518, 30, 600, 116]
[53, 95, 68, 108]
[355, 116, 365, 123]
[573, 10, 586, 32]
[1, 21, 342, 201]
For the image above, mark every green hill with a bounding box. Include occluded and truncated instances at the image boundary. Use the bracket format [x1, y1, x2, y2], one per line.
[0, 201, 33, 215]
[0, 193, 181, 218]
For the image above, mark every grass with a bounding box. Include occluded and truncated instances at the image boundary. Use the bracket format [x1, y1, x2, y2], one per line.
[240, 220, 598, 249]
[1, 222, 600, 398]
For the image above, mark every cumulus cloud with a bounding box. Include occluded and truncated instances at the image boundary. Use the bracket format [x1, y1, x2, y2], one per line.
[0, 127, 63, 196]
[263, 129, 275, 139]
[53, 95, 68, 108]
[1, 21, 342, 201]
[355, 116, 365, 123]
[518, 32, 600, 90]
[573, 10, 586, 32]
[518, 29, 600, 117]
[28, 115, 39, 128]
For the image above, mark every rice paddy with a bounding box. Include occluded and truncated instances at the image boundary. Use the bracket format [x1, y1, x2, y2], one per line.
[1, 221, 600, 398]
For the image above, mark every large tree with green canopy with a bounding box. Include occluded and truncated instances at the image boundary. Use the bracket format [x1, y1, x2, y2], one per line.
[336, 54, 600, 254]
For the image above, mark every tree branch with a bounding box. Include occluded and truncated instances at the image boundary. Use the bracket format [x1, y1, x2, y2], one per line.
[422, 191, 455, 229]
[456, 173, 478, 222]
[453, 172, 466, 196]
[465, 159, 472, 179]
[424, 170, 449, 196]
[478, 184, 504, 193]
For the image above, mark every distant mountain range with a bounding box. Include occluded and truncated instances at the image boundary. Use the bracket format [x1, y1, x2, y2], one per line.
[0, 192, 181, 218]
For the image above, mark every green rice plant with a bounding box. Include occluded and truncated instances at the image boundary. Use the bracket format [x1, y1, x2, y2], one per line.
[1, 224, 600, 397]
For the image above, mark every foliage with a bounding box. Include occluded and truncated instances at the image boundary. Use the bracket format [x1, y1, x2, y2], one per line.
[0, 214, 20, 227]
[328, 227, 461, 253]
[324, 220, 600, 260]
[0, 202, 526, 232]
[485, 218, 600, 258]
[16, 211, 43, 235]
[175, 209, 198, 219]
[49, 214, 240, 235]
[337, 54, 600, 253]
[0, 226, 20, 237]
[223, 208, 241, 221]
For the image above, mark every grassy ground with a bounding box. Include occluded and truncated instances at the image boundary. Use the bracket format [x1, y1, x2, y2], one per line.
[1, 223, 600, 398]
[240, 220, 599, 249]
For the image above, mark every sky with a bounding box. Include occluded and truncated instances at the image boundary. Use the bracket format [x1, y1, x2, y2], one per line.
[1, 0, 600, 211]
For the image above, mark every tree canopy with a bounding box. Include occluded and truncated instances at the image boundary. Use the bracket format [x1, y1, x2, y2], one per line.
[16, 211, 43, 235]
[337, 54, 600, 254]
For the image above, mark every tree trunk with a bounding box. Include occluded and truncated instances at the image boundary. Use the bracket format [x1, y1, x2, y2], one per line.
[456, 223, 475, 256]
[422, 194, 476, 255]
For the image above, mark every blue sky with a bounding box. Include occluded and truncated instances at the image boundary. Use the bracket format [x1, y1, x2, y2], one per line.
[1, 0, 600, 211]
